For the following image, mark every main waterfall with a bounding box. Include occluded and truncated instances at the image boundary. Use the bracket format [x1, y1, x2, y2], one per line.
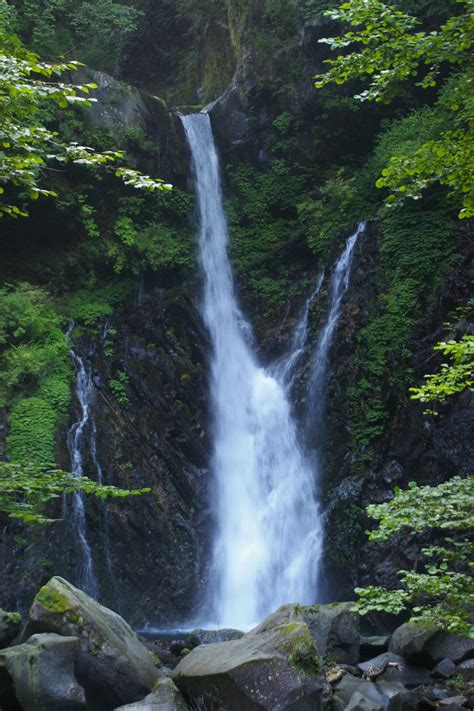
[182, 112, 323, 629]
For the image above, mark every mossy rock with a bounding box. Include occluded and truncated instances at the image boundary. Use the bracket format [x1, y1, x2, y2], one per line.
[21, 577, 161, 709]
[172, 620, 325, 710]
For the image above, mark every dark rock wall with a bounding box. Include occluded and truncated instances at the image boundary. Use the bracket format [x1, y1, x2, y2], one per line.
[1, 290, 212, 626]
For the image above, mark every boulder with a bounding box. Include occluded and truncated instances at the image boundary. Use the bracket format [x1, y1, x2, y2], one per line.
[432, 658, 456, 679]
[252, 601, 360, 665]
[390, 623, 474, 665]
[333, 674, 387, 707]
[0, 633, 85, 710]
[0, 609, 21, 648]
[425, 633, 474, 665]
[346, 691, 384, 710]
[358, 653, 432, 688]
[172, 619, 328, 710]
[113, 678, 187, 710]
[457, 659, 474, 682]
[389, 623, 437, 663]
[20, 576, 161, 710]
[375, 681, 418, 711]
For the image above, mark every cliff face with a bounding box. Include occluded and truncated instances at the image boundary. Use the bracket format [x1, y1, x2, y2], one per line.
[1, 290, 212, 626]
[1, 0, 473, 625]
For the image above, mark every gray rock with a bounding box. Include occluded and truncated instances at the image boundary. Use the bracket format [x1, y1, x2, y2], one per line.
[251, 601, 360, 665]
[389, 623, 437, 663]
[0, 609, 21, 648]
[172, 619, 327, 709]
[361, 636, 391, 661]
[358, 653, 432, 688]
[390, 623, 474, 665]
[376, 681, 418, 711]
[20, 576, 161, 710]
[346, 691, 384, 710]
[188, 627, 244, 646]
[113, 678, 187, 710]
[425, 632, 474, 664]
[457, 659, 474, 681]
[0, 633, 85, 710]
[438, 696, 468, 708]
[432, 658, 456, 679]
[334, 674, 387, 707]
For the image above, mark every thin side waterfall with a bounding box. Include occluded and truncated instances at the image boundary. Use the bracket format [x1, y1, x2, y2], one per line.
[181, 112, 323, 629]
[271, 272, 324, 389]
[306, 222, 365, 441]
[68, 350, 99, 597]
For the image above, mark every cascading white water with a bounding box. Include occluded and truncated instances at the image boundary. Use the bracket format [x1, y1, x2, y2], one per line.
[68, 350, 99, 598]
[182, 112, 323, 629]
[306, 222, 365, 439]
[272, 272, 324, 389]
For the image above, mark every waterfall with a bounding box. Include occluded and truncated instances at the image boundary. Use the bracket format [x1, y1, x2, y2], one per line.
[181, 112, 323, 629]
[68, 350, 99, 598]
[271, 272, 324, 389]
[306, 222, 365, 441]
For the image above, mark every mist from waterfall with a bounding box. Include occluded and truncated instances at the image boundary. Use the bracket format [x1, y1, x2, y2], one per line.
[181, 112, 323, 629]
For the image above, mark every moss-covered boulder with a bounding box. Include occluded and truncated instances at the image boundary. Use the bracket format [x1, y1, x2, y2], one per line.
[20, 577, 161, 710]
[113, 677, 187, 710]
[0, 633, 85, 710]
[172, 619, 327, 709]
[0, 609, 21, 648]
[252, 601, 360, 665]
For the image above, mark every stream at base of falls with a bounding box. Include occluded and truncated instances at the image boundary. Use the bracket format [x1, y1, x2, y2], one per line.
[182, 111, 364, 630]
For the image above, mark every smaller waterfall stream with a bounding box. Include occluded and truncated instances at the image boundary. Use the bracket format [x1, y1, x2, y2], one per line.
[306, 222, 365, 440]
[68, 350, 99, 597]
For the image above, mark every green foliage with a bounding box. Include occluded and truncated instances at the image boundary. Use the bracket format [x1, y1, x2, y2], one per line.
[0, 460, 150, 524]
[57, 282, 133, 327]
[410, 335, 474, 412]
[354, 477, 474, 636]
[366, 477, 474, 540]
[299, 168, 371, 254]
[348, 201, 457, 451]
[14, 0, 143, 75]
[0, 2, 170, 218]
[109, 370, 129, 406]
[0, 284, 72, 463]
[314, 0, 474, 217]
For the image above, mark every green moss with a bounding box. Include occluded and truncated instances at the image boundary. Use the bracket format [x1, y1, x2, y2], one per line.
[4, 611, 21, 625]
[287, 634, 321, 676]
[348, 199, 458, 457]
[36, 585, 71, 613]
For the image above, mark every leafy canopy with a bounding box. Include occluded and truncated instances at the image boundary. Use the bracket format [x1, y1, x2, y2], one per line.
[0, 0, 171, 218]
[354, 477, 474, 636]
[314, 0, 474, 217]
[0, 460, 150, 524]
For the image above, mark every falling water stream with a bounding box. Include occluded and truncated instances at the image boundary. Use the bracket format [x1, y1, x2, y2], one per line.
[182, 113, 324, 629]
[68, 350, 99, 597]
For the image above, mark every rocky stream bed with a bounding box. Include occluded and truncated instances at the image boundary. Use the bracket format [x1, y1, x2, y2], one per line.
[1, 577, 473, 710]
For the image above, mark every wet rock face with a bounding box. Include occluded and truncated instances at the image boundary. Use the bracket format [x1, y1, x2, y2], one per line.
[1, 289, 211, 626]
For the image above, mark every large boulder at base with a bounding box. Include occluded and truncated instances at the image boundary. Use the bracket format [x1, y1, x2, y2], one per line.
[172, 619, 328, 710]
[0, 609, 21, 648]
[0, 633, 85, 710]
[114, 678, 187, 710]
[345, 691, 384, 711]
[251, 602, 360, 665]
[20, 577, 161, 710]
[390, 623, 474, 665]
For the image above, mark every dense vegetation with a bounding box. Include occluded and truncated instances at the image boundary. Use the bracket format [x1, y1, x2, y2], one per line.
[0, 0, 472, 634]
